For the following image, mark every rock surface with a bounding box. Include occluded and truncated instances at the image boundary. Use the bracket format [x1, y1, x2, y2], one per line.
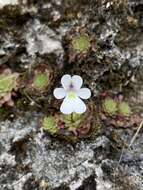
[0, 0, 18, 8]
[0, 114, 143, 190]
[0, 0, 143, 190]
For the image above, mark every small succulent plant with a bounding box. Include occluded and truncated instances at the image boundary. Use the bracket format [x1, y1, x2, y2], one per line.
[41, 105, 98, 141]
[33, 73, 49, 91]
[118, 101, 131, 117]
[65, 29, 93, 63]
[72, 34, 91, 53]
[0, 68, 19, 107]
[103, 98, 118, 116]
[42, 116, 58, 135]
[63, 113, 84, 131]
[100, 93, 135, 128]
[25, 64, 53, 96]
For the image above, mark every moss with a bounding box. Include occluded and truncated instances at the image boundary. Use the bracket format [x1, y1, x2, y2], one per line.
[118, 101, 131, 117]
[42, 116, 58, 134]
[72, 34, 90, 53]
[103, 98, 118, 116]
[33, 73, 49, 90]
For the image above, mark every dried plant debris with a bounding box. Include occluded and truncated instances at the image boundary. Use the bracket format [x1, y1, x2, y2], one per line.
[41, 104, 100, 142]
[0, 68, 19, 107]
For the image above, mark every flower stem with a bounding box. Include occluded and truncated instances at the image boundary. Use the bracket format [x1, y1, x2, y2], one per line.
[71, 113, 74, 123]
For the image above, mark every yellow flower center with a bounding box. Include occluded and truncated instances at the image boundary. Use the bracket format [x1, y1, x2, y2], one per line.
[67, 91, 76, 99]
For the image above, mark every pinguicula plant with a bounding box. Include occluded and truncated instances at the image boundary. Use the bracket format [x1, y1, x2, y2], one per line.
[0, 68, 19, 107]
[41, 74, 99, 141]
[53, 74, 91, 114]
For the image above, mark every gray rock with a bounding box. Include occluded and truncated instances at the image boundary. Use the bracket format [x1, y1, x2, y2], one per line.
[26, 20, 64, 56]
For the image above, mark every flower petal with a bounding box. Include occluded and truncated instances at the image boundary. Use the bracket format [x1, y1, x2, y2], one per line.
[72, 75, 83, 90]
[60, 97, 74, 114]
[53, 88, 66, 99]
[61, 74, 72, 90]
[60, 96, 86, 114]
[73, 97, 86, 114]
[77, 88, 91, 99]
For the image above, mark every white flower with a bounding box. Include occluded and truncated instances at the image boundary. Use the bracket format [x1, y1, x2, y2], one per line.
[53, 74, 91, 114]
